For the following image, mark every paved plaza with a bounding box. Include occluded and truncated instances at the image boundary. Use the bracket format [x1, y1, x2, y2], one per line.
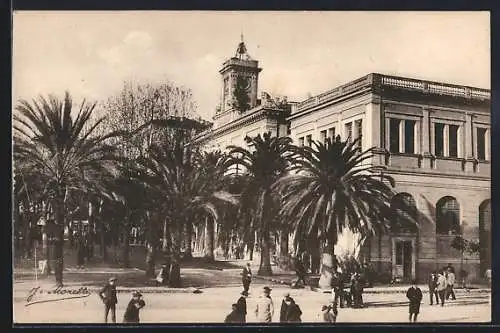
[14, 281, 490, 324]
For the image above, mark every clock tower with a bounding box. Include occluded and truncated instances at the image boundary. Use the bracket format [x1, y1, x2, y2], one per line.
[218, 35, 262, 113]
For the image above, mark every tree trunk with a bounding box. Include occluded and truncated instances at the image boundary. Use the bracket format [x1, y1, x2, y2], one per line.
[122, 214, 131, 268]
[53, 194, 65, 287]
[99, 214, 107, 260]
[318, 238, 335, 290]
[145, 212, 158, 277]
[169, 224, 182, 287]
[258, 223, 273, 276]
[184, 222, 193, 260]
[204, 216, 215, 261]
[279, 230, 289, 268]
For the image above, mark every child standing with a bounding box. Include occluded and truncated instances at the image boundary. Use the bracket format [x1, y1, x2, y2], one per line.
[406, 279, 423, 323]
[123, 291, 146, 323]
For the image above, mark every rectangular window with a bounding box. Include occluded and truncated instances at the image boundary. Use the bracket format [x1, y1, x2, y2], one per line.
[434, 123, 444, 157]
[345, 122, 352, 143]
[328, 127, 336, 142]
[355, 119, 363, 147]
[404, 120, 415, 154]
[306, 134, 312, 147]
[477, 128, 486, 160]
[389, 119, 400, 153]
[298, 137, 304, 147]
[449, 125, 459, 158]
[320, 130, 327, 144]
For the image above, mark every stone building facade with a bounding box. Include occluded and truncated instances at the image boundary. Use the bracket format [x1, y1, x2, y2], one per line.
[195, 40, 491, 283]
[288, 74, 491, 283]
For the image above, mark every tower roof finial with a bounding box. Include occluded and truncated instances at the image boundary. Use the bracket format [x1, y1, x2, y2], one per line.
[235, 33, 251, 60]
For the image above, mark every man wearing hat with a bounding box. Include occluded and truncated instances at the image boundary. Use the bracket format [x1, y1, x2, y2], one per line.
[254, 286, 274, 323]
[99, 277, 118, 323]
[236, 291, 248, 323]
[123, 291, 146, 323]
[279, 292, 293, 323]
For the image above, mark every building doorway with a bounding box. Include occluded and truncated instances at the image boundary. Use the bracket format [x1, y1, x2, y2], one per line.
[392, 238, 415, 282]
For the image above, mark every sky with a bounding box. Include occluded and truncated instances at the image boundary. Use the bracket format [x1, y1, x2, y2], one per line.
[13, 11, 490, 121]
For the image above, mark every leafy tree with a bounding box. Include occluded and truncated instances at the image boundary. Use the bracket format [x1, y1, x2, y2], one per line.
[275, 135, 396, 289]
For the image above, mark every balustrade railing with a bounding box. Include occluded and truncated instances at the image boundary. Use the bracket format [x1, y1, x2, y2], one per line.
[294, 73, 490, 114]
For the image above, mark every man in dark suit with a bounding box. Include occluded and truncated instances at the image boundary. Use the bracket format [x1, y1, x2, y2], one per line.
[241, 262, 252, 293]
[406, 279, 423, 323]
[99, 277, 118, 323]
[236, 291, 248, 323]
[428, 271, 439, 305]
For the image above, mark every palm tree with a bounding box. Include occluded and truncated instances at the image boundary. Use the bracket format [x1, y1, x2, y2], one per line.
[225, 132, 293, 276]
[275, 135, 396, 289]
[13, 92, 121, 286]
[134, 139, 237, 287]
[194, 150, 231, 261]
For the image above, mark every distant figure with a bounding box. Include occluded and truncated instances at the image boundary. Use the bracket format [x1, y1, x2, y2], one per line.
[99, 277, 118, 323]
[76, 234, 86, 269]
[428, 271, 439, 305]
[331, 271, 344, 308]
[280, 292, 293, 323]
[241, 262, 252, 293]
[284, 297, 302, 323]
[156, 264, 168, 286]
[225, 304, 241, 323]
[320, 305, 337, 323]
[351, 273, 363, 308]
[446, 267, 456, 301]
[255, 286, 274, 323]
[436, 270, 447, 306]
[294, 257, 307, 287]
[236, 291, 248, 323]
[485, 268, 492, 287]
[123, 291, 146, 323]
[406, 279, 423, 323]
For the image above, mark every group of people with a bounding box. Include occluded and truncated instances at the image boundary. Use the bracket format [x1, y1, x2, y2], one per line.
[428, 264, 457, 307]
[99, 277, 146, 324]
[331, 271, 365, 309]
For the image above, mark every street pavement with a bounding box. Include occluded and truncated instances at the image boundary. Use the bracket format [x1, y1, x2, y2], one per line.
[13, 282, 490, 324]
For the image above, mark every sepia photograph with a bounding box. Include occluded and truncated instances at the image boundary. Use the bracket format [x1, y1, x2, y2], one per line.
[12, 11, 491, 324]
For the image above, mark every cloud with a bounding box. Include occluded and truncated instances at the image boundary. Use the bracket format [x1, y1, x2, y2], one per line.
[97, 30, 154, 67]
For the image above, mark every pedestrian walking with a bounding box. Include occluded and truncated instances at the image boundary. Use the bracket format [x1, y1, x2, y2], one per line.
[428, 271, 439, 305]
[241, 262, 252, 293]
[436, 270, 447, 306]
[236, 291, 248, 323]
[279, 292, 293, 323]
[99, 277, 118, 323]
[406, 279, 422, 323]
[225, 304, 241, 323]
[123, 291, 146, 323]
[446, 267, 456, 300]
[254, 286, 274, 323]
[284, 297, 302, 323]
[319, 305, 337, 323]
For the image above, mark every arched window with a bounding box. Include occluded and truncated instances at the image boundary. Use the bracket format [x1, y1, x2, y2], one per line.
[436, 196, 460, 235]
[479, 199, 491, 274]
[391, 193, 418, 233]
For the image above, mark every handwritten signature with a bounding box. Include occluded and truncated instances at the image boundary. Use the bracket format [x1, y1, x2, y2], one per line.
[25, 286, 91, 306]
